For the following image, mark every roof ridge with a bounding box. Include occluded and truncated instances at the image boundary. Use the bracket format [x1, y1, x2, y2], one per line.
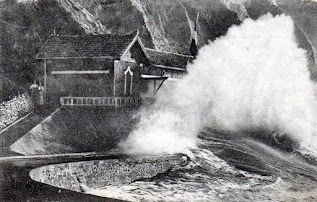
[36, 31, 137, 59]
[144, 47, 193, 58]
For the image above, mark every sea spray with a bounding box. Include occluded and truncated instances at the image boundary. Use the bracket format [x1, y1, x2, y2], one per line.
[119, 14, 317, 155]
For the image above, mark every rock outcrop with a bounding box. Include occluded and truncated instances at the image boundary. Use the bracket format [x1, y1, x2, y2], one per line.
[57, 0, 111, 34]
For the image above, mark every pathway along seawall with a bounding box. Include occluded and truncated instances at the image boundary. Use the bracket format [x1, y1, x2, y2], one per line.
[10, 106, 138, 155]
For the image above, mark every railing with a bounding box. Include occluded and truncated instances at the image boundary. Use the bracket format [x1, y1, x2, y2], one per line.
[60, 97, 140, 108]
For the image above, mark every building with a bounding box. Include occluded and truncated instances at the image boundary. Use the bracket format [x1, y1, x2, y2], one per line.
[143, 48, 193, 79]
[35, 32, 193, 107]
[140, 48, 193, 98]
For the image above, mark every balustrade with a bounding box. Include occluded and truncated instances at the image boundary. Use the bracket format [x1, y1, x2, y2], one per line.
[60, 97, 140, 108]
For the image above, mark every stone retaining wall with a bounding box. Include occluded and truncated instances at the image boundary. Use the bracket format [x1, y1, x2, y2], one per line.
[29, 155, 188, 192]
[0, 94, 31, 130]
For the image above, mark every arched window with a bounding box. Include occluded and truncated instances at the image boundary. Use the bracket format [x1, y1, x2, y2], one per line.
[124, 66, 133, 96]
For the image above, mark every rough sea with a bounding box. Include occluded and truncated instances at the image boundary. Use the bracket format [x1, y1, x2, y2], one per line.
[83, 14, 317, 201]
[87, 130, 317, 201]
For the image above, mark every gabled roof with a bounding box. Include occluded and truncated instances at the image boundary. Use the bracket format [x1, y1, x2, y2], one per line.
[144, 48, 193, 69]
[36, 33, 137, 59]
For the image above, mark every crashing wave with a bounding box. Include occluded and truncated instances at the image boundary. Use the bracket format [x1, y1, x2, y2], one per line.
[120, 14, 317, 157]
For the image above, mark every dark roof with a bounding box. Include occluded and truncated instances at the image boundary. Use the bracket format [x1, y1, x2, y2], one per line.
[36, 33, 137, 59]
[144, 48, 193, 68]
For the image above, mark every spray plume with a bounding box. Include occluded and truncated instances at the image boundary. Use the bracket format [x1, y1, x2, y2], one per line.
[119, 14, 317, 156]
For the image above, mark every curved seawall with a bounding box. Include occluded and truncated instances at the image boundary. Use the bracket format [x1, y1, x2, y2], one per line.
[29, 154, 188, 192]
[10, 107, 137, 155]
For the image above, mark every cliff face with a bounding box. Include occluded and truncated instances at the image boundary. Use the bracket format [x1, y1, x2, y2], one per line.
[130, 0, 181, 52]
[1, 0, 316, 84]
[73, 0, 317, 76]
[57, 0, 110, 34]
[94, 0, 242, 53]
[129, 0, 240, 53]
[74, 0, 281, 54]
[7, 0, 310, 60]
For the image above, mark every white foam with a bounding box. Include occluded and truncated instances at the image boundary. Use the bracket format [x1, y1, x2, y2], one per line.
[120, 14, 317, 156]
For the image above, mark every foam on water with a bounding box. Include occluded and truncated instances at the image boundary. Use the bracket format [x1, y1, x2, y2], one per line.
[86, 148, 281, 201]
[87, 143, 317, 201]
[119, 14, 317, 156]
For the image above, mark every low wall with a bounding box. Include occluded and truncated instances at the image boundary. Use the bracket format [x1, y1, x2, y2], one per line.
[29, 155, 188, 192]
[0, 94, 31, 130]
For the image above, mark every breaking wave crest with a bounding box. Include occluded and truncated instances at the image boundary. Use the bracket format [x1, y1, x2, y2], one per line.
[119, 14, 317, 157]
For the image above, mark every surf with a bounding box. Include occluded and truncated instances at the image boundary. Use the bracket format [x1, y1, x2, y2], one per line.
[119, 13, 317, 158]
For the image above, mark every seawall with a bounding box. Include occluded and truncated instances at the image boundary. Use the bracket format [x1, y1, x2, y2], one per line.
[10, 107, 137, 155]
[29, 154, 188, 192]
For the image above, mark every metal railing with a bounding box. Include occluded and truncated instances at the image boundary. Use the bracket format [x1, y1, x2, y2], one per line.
[60, 97, 140, 108]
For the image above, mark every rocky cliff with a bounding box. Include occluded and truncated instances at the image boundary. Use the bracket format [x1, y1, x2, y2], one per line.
[1, 0, 317, 83]
[57, 0, 110, 34]
[73, 0, 313, 54]
[59, 0, 317, 77]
